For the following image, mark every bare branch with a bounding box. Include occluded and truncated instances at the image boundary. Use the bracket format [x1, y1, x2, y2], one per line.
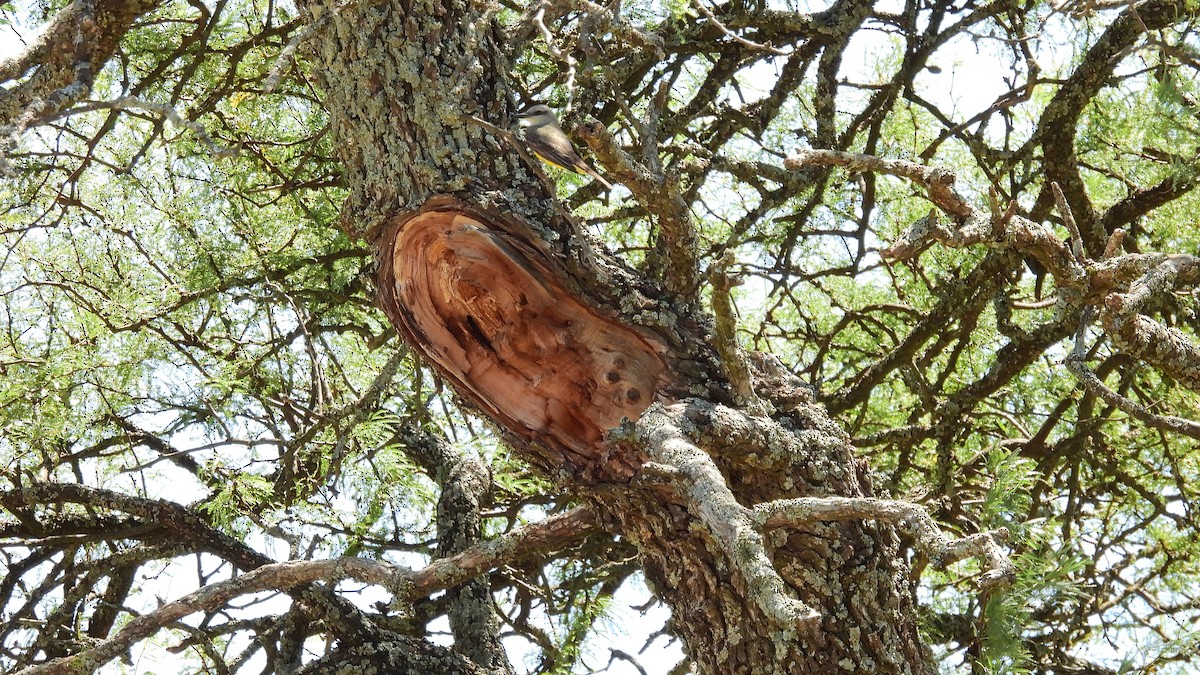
[690, 0, 791, 56]
[53, 96, 238, 158]
[576, 118, 701, 299]
[509, 0, 664, 58]
[633, 403, 821, 627]
[791, 151, 1088, 298]
[785, 149, 973, 217]
[14, 558, 405, 675]
[831, 149, 1200, 400]
[1103, 229, 1126, 259]
[708, 252, 771, 415]
[9, 507, 599, 675]
[1051, 182, 1087, 264]
[533, 3, 578, 105]
[1067, 309, 1200, 439]
[408, 507, 600, 597]
[265, 23, 312, 93]
[753, 497, 1015, 591]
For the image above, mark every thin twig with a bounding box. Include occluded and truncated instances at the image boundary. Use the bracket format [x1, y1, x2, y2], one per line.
[12, 506, 599, 675]
[38, 96, 237, 158]
[1011, 297, 1059, 310]
[533, 3, 578, 106]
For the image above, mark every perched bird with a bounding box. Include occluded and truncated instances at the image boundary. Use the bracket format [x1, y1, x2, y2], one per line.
[517, 104, 613, 190]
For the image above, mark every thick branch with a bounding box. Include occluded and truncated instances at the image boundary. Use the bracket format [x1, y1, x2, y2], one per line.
[295, 639, 488, 675]
[632, 403, 821, 627]
[576, 118, 701, 298]
[1033, 0, 1190, 251]
[401, 427, 511, 672]
[1101, 254, 1200, 390]
[0, 0, 164, 144]
[753, 497, 1014, 590]
[409, 507, 599, 593]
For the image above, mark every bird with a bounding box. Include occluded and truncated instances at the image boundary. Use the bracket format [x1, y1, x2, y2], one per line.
[517, 104, 613, 190]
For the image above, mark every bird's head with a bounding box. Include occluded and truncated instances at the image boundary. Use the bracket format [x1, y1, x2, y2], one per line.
[518, 104, 556, 127]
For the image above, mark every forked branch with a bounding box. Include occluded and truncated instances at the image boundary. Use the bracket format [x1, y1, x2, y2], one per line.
[1066, 309, 1200, 440]
[576, 117, 701, 298]
[629, 401, 1014, 628]
[633, 403, 822, 627]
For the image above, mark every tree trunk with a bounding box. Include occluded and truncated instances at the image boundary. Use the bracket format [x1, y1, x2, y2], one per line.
[302, 0, 932, 671]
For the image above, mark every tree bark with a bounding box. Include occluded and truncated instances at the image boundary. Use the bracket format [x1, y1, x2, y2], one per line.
[0, 0, 164, 123]
[402, 427, 513, 672]
[301, 0, 932, 671]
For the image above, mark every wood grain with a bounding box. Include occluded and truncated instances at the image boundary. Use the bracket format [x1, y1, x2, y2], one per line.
[380, 201, 669, 474]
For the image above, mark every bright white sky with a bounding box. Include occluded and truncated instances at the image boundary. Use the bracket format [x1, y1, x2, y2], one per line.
[0, 3, 30, 57]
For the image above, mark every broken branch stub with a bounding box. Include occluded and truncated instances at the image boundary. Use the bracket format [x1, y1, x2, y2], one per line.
[376, 197, 671, 479]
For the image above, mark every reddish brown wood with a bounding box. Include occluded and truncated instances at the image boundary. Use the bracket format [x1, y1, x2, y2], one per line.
[377, 199, 670, 476]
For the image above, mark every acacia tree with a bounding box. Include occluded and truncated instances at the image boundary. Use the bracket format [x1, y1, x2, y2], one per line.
[3, 0, 1200, 672]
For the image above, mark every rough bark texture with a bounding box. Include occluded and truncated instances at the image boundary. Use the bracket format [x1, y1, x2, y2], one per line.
[302, 0, 930, 671]
[402, 427, 513, 673]
[0, 0, 164, 122]
[295, 638, 487, 675]
[612, 401, 929, 674]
